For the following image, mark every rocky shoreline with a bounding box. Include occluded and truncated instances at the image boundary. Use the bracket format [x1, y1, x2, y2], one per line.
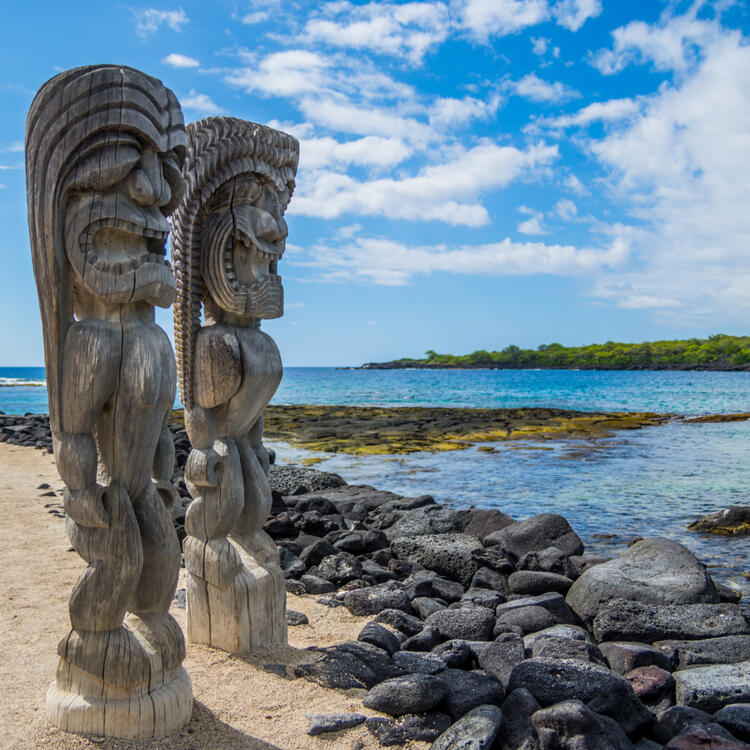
[262, 473, 750, 748]
[7, 412, 750, 748]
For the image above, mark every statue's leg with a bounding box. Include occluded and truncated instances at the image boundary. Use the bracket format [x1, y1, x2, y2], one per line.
[47, 482, 170, 738]
[228, 436, 287, 647]
[183, 438, 249, 652]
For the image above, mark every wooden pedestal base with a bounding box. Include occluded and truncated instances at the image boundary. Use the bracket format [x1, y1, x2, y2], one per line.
[186, 537, 287, 654]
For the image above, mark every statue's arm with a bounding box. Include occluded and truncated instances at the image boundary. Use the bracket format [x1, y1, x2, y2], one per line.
[184, 326, 242, 487]
[56, 320, 119, 527]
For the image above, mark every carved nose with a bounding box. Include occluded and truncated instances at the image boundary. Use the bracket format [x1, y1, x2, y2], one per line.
[252, 209, 287, 242]
[125, 151, 172, 207]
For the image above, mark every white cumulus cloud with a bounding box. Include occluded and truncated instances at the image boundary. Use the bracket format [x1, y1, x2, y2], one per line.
[162, 53, 199, 68]
[133, 7, 188, 38]
[511, 73, 579, 103]
[180, 90, 224, 115]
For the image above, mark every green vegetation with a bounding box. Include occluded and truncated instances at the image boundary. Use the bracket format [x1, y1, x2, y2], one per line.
[363, 334, 750, 371]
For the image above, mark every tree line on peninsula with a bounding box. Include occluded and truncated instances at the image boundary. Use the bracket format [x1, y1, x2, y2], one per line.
[362, 334, 750, 371]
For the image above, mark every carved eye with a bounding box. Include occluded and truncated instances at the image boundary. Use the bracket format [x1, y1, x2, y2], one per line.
[69, 141, 141, 191]
[234, 180, 263, 206]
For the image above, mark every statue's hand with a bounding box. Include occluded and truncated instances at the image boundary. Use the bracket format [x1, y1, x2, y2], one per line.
[185, 447, 223, 487]
[64, 485, 109, 528]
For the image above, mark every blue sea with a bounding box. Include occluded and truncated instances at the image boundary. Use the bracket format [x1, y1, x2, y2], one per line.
[2, 366, 748, 597]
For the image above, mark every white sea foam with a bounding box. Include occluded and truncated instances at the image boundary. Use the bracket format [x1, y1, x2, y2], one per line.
[0, 378, 46, 387]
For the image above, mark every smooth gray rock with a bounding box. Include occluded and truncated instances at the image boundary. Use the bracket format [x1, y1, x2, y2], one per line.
[566, 538, 719, 626]
[391, 534, 484, 585]
[532, 700, 635, 749]
[524, 625, 593, 651]
[494, 688, 541, 750]
[519, 546, 578, 579]
[673, 660, 750, 713]
[438, 668, 505, 719]
[425, 607, 495, 642]
[295, 650, 378, 689]
[486, 513, 584, 560]
[654, 635, 750, 670]
[431, 704, 503, 749]
[531, 635, 607, 665]
[432, 640, 474, 669]
[599, 641, 675, 675]
[300, 574, 336, 594]
[343, 583, 413, 616]
[652, 705, 714, 742]
[361, 558, 397, 583]
[462, 508, 516, 541]
[497, 592, 578, 625]
[358, 621, 402, 655]
[714, 704, 750, 742]
[374, 608, 425, 637]
[413, 596, 448, 619]
[569, 555, 612, 577]
[496, 605, 556, 635]
[469, 633, 525, 688]
[634, 740, 663, 750]
[592, 600, 750, 643]
[392, 650, 446, 674]
[299, 538, 338, 566]
[286, 610, 309, 626]
[384, 506, 468, 540]
[402, 625, 441, 651]
[471, 566, 510, 595]
[461, 587, 505, 610]
[365, 712, 451, 746]
[306, 712, 366, 736]
[509, 570, 575, 595]
[508, 657, 653, 734]
[363, 673, 448, 715]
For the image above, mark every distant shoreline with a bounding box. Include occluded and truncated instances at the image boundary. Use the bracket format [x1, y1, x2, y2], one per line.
[359, 334, 750, 371]
[357, 362, 750, 371]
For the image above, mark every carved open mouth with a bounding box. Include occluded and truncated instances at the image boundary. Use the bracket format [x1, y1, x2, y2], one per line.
[79, 215, 172, 274]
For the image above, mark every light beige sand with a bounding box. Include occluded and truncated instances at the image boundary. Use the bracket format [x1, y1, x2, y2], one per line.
[0, 443, 429, 750]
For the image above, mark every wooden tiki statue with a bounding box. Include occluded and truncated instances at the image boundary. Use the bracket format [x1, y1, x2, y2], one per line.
[26, 65, 192, 738]
[172, 117, 298, 653]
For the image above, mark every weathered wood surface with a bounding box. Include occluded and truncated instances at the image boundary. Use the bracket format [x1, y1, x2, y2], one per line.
[172, 116, 298, 653]
[26, 64, 191, 738]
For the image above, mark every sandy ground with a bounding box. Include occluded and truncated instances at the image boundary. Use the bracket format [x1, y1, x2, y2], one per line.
[0, 443, 428, 750]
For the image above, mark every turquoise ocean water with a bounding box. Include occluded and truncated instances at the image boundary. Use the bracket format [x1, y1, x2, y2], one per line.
[2, 366, 748, 596]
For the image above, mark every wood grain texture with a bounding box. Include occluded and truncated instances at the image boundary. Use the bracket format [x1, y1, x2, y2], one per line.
[172, 116, 298, 654]
[26, 65, 191, 739]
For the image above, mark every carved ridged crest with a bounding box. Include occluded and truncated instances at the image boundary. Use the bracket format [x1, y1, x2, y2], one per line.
[26, 64, 184, 432]
[171, 117, 299, 409]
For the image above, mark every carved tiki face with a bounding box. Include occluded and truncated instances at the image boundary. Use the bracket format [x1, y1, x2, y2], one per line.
[202, 172, 290, 319]
[56, 67, 185, 309]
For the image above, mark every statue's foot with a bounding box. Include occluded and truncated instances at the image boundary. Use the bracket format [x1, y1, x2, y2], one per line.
[47, 625, 192, 739]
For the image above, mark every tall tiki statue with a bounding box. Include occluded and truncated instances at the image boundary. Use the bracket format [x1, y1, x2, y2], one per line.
[172, 117, 298, 653]
[26, 65, 192, 738]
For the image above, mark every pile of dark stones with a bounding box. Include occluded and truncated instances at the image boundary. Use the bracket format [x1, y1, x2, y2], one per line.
[10, 414, 750, 748]
[259, 477, 750, 749]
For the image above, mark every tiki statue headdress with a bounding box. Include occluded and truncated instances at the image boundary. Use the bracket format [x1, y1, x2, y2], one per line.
[172, 116, 298, 409]
[26, 64, 185, 433]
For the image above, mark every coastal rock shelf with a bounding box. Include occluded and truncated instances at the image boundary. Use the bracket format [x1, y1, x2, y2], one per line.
[262, 404, 671, 454]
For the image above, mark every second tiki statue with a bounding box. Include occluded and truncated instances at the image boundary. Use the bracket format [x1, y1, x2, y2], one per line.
[172, 117, 299, 652]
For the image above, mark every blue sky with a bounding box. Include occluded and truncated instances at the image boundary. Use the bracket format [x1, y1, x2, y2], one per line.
[2, 0, 749, 365]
